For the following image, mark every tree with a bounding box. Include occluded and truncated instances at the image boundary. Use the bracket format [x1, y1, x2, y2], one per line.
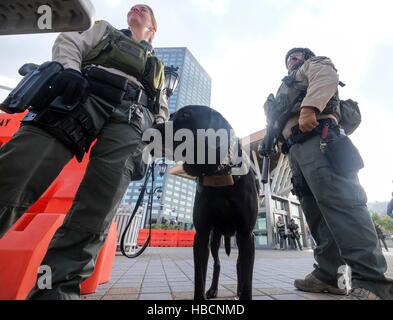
[371, 211, 393, 234]
[371, 211, 382, 225]
[379, 217, 393, 234]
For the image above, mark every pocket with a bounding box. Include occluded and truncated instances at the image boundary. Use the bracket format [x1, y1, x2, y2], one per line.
[325, 135, 364, 176]
[109, 41, 147, 78]
[126, 142, 148, 181]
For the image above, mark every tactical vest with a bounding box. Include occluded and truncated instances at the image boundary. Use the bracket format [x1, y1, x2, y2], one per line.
[83, 26, 165, 98]
[273, 61, 341, 122]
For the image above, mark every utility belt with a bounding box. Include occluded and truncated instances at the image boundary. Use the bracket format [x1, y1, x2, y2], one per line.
[83, 66, 155, 114]
[282, 119, 338, 155]
[283, 119, 364, 177]
[21, 97, 109, 162]
[22, 67, 156, 162]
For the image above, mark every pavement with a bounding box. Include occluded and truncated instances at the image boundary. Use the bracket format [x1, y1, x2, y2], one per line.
[82, 247, 393, 301]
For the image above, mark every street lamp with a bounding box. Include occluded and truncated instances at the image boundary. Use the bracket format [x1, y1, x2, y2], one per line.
[158, 158, 168, 177]
[164, 65, 180, 98]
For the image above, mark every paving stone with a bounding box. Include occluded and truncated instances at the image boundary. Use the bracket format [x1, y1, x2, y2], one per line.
[139, 293, 173, 300]
[258, 288, 290, 295]
[298, 293, 338, 300]
[140, 287, 171, 294]
[170, 286, 195, 293]
[94, 248, 393, 301]
[101, 294, 138, 300]
[253, 296, 274, 300]
[142, 282, 167, 287]
[271, 294, 308, 300]
[82, 295, 103, 300]
[172, 292, 194, 300]
[107, 287, 140, 295]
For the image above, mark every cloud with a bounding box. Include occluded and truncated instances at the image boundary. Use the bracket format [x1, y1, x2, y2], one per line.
[190, 0, 230, 15]
[0, 76, 18, 89]
[104, 0, 124, 7]
[0, 0, 391, 200]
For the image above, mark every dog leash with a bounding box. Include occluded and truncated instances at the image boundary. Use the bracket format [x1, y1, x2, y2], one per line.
[120, 162, 155, 259]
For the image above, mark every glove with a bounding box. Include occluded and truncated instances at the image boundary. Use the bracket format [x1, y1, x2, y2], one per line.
[299, 107, 319, 133]
[51, 69, 89, 105]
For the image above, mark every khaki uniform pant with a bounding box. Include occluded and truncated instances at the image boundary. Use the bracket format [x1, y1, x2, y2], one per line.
[289, 134, 393, 299]
[0, 98, 153, 299]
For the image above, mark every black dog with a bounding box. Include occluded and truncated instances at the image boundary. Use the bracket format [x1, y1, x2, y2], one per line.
[205, 229, 233, 299]
[153, 105, 258, 300]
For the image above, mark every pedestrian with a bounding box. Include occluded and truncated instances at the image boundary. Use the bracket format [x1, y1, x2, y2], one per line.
[287, 219, 303, 251]
[276, 216, 287, 250]
[387, 192, 393, 219]
[375, 223, 389, 252]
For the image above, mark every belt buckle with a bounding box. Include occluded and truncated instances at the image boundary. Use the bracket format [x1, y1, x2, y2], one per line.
[135, 88, 143, 105]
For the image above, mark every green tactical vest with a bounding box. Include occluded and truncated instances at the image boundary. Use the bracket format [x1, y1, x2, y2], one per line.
[272, 58, 341, 122]
[83, 26, 165, 97]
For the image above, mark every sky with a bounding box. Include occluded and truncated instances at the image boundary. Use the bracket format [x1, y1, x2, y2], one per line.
[0, 0, 392, 202]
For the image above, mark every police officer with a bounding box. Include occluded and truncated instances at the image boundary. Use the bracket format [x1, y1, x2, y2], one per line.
[287, 219, 302, 251]
[276, 216, 287, 250]
[387, 192, 393, 219]
[262, 48, 393, 299]
[375, 223, 389, 252]
[0, 4, 168, 299]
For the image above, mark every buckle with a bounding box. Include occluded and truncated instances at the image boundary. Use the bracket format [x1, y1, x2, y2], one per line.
[135, 88, 143, 104]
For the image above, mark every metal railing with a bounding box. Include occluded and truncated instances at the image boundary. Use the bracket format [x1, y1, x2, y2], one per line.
[113, 208, 144, 256]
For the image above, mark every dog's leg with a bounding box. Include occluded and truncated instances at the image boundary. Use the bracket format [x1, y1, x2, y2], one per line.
[206, 230, 222, 299]
[236, 255, 242, 298]
[193, 232, 210, 300]
[236, 232, 255, 300]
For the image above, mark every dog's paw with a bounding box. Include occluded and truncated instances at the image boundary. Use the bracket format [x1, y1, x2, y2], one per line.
[206, 288, 218, 299]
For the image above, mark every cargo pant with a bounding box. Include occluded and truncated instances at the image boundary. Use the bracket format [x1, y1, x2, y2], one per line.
[0, 96, 154, 299]
[288, 131, 393, 299]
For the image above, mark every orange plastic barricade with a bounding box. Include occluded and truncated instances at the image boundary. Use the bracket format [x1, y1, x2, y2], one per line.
[137, 230, 196, 248]
[0, 113, 25, 146]
[177, 231, 195, 247]
[0, 113, 118, 299]
[137, 229, 149, 246]
[0, 213, 65, 300]
[80, 223, 117, 294]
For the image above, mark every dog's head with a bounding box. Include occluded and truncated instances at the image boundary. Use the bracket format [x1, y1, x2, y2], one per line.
[153, 105, 242, 177]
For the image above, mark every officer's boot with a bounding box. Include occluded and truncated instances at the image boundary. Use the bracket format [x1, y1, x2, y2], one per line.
[294, 273, 346, 295]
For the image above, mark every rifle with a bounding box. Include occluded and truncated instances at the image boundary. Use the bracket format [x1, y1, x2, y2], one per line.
[259, 94, 294, 184]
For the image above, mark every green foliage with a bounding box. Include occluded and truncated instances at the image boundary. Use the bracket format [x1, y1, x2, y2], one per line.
[150, 223, 181, 231]
[380, 218, 393, 233]
[371, 211, 393, 233]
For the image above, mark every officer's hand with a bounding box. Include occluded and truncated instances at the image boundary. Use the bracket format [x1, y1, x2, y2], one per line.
[51, 69, 89, 105]
[299, 107, 319, 133]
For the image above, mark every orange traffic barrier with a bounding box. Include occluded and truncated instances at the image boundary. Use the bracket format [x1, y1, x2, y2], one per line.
[137, 229, 196, 248]
[0, 113, 26, 146]
[0, 213, 65, 300]
[81, 223, 118, 294]
[0, 113, 118, 299]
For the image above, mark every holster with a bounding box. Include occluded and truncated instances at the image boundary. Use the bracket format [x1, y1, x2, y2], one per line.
[325, 135, 364, 176]
[291, 175, 312, 198]
[21, 95, 113, 162]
